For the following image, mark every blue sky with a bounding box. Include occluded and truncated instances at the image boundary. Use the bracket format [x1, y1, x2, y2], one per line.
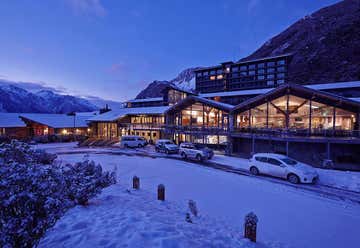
[0, 0, 338, 101]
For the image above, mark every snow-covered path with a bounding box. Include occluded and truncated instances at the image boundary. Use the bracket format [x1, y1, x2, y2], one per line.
[52, 153, 360, 248]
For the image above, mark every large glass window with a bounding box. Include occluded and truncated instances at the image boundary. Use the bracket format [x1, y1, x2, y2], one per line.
[251, 103, 267, 128]
[288, 95, 310, 129]
[311, 101, 334, 130]
[268, 96, 287, 128]
[236, 110, 249, 128]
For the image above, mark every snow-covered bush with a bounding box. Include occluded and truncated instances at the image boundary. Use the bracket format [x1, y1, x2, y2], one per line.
[0, 141, 116, 247]
[0, 140, 57, 165]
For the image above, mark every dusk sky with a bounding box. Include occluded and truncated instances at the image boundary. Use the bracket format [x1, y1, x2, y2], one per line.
[0, 0, 338, 101]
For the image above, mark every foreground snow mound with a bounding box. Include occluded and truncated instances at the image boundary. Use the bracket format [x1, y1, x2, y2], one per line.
[39, 184, 267, 248]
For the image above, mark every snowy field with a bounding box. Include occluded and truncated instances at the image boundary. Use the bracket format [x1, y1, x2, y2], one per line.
[36, 143, 360, 248]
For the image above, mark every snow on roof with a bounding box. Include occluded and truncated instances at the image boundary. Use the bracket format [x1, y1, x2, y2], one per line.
[0, 113, 26, 128]
[200, 81, 360, 98]
[75, 111, 100, 116]
[128, 97, 164, 103]
[88, 106, 170, 122]
[20, 114, 89, 128]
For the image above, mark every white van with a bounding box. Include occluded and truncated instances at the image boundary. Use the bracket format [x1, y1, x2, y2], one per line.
[120, 135, 147, 148]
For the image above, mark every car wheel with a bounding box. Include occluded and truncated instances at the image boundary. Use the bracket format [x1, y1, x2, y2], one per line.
[181, 152, 187, 159]
[124, 144, 129, 148]
[250, 166, 259, 175]
[288, 174, 300, 184]
[165, 149, 170, 154]
[196, 154, 203, 162]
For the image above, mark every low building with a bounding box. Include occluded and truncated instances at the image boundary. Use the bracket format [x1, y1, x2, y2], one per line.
[0, 113, 28, 139]
[87, 106, 169, 142]
[20, 114, 91, 136]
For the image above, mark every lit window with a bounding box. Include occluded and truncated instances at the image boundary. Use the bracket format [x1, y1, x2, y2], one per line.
[62, 129, 68, 135]
[277, 79, 285, 84]
[240, 65, 247, 71]
[267, 80, 274, 86]
[277, 60, 285, 65]
[210, 76, 216, 80]
[258, 63, 265, 68]
[217, 75, 224, 79]
[267, 74, 274, 79]
[267, 61, 275, 67]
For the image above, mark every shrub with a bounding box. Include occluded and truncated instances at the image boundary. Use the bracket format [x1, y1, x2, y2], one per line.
[0, 141, 116, 247]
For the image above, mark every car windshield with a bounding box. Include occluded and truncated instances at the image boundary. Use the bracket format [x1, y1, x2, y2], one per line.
[280, 158, 298, 165]
[164, 141, 173, 145]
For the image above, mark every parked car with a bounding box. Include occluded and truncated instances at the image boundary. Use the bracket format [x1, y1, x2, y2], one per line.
[155, 139, 179, 154]
[248, 153, 318, 184]
[179, 142, 214, 161]
[120, 135, 147, 148]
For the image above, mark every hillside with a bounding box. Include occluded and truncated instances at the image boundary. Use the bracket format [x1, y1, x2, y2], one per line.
[241, 0, 360, 84]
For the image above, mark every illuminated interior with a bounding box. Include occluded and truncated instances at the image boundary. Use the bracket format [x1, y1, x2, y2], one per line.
[236, 95, 356, 131]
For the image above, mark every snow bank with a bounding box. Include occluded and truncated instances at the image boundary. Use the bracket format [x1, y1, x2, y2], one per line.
[39, 184, 262, 248]
[316, 168, 360, 192]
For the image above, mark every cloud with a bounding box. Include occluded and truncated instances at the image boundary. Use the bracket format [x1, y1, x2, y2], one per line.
[66, 0, 106, 17]
[247, 0, 260, 13]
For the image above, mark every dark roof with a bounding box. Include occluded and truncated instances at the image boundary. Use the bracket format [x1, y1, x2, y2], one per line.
[165, 96, 234, 114]
[231, 83, 360, 114]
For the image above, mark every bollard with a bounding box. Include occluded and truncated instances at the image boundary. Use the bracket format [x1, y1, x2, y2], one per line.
[157, 184, 165, 201]
[244, 212, 258, 242]
[133, 176, 140, 190]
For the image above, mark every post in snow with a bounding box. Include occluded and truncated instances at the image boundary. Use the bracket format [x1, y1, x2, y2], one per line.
[157, 184, 165, 201]
[244, 212, 258, 242]
[133, 176, 140, 190]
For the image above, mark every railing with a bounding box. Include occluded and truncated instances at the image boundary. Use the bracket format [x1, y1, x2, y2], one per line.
[164, 125, 228, 134]
[232, 127, 360, 138]
[119, 123, 163, 130]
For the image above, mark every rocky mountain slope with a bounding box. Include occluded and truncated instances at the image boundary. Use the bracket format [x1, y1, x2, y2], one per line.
[241, 0, 360, 84]
[136, 67, 200, 99]
[0, 84, 98, 113]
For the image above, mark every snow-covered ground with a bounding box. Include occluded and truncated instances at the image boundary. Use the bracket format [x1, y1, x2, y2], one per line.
[37, 144, 360, 248]
[40, 184, 261, 248]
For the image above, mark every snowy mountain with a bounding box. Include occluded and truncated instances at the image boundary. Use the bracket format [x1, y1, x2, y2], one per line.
[136, 67, 200, 99]
[0, 84, 98, 113]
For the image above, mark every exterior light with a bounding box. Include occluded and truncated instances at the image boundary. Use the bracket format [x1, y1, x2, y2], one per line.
[62, 129, 68, 135]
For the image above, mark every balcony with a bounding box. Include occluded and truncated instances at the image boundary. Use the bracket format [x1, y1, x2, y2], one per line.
[164, 125, 228, 135]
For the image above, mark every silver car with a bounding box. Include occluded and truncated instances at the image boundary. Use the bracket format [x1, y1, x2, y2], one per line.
[179, 142, 214, 162]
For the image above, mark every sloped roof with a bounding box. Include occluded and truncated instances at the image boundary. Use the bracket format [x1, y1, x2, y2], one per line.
[0, 113, 26, 128]
[231, 83, 360, 114]
[165, 96, 234, 114]
[88, 106, 170, 122]
[20, 114, 89, 128]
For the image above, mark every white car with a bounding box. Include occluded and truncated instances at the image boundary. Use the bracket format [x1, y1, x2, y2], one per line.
[120, 135, 147, 148]
[179, 142, 214, 162]
[155, 139, 179, 154]
[248, 153, 318, 184]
